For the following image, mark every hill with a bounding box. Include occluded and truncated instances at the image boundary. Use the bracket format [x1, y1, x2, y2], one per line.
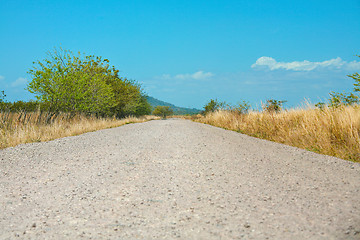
[146, 96, 201, 115]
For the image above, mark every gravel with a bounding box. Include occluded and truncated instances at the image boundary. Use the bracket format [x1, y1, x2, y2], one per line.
[0, 118, 359, 239]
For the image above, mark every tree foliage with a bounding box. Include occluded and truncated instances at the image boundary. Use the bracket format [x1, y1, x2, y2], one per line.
[106, 77, 151, 118]
[231, 100, 251, 114]
[27, 48, 151, 117]
[203, 99, 251, 115]
[319, 55, 360, 108]
[348, 59, 360, 93]
[152, 106, 173, 119]
[28, 48, 114, 113]
[203, 99, 226, 115]
[0, 100, 41, 112]
[263, 99, 287, 113]
[0, 91, 5, 103]
[328, 91, 359, 108]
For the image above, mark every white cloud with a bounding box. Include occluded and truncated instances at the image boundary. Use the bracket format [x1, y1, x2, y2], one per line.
[11, 77, 28, 87]
[192, 71, 214, 79]
[347, 60, 360, 70]
[0, 75, 4, 81]
[158, 71, 214, 80]
[174, 71, 214, 80]
[160, 74, 171, 80]
[251, 56, 360, 71]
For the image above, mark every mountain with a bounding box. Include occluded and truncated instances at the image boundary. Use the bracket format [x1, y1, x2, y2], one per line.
[146, 96, 201, 115]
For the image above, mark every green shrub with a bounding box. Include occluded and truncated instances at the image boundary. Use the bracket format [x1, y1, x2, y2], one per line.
[326, 55, 360, 108]
[152, 106, 173, 119]
[231, 100, 251, 114]
[27, 47, 151, 117]
[263, 99, 287, 113]
[203, 99, 226, 115]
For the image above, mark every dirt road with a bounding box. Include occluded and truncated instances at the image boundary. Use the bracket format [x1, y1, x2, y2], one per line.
[1, 119, 359, 239]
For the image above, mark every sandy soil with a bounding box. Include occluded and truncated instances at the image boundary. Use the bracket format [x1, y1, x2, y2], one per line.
[0, 119, 359, 239]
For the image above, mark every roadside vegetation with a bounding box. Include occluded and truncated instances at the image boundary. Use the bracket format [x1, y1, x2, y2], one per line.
[2, 48, 360, 162]
[196, 55, 360, 162]
[152, 106, 174, 119]
[197, 106, 359, 162]
[27, 48, 151, 117]
[0, 112, 158, 149]
[0, 48, 156, 149]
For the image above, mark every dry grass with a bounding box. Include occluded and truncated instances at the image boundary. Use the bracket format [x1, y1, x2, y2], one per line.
[196, 106, 360, 162]
[0, 111, 159, 149]
[172, 114, 203, 120]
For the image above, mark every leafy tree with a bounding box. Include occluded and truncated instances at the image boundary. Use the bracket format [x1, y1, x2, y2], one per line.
[27, 48, 116, 114]
[106, 77, 150, 118]
[134, 95, 152, 116]
[264, 99, 287, 113]
[231, 100, 251, 114]
[328, 91, 359, 108]
[152, 106, 173, 119]
[348, 57, 360, 93]
[203, 99, 226, 115]
[27, 48, 151, 117]
[326, 55, 360, 108]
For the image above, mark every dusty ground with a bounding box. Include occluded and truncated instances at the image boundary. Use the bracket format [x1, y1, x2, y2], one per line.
[0, 119, 359, 239]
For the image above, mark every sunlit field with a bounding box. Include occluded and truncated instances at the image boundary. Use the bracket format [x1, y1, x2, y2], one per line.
[0, 111, 159, 149]
[195, 105, 360, 162]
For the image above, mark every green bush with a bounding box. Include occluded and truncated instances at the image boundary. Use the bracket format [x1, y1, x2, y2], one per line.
[231, 100, 251, 114]
[263, 99, 287, 113]
[152, 106, 173, 119]
[27, 48, 151, 117]
[328, 92, 359, 108]
[203, 99, 226, 115]
[324, 55, 360, 108]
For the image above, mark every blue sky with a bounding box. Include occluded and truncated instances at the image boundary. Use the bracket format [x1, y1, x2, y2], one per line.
[1, 0, 360, 109]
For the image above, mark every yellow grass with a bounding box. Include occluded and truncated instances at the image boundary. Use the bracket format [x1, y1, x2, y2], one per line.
[0, 111, 159, 149]
[196, 106, 360, 162]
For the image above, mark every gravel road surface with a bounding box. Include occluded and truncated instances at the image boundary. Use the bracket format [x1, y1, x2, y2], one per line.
[1, 119, 360, 239]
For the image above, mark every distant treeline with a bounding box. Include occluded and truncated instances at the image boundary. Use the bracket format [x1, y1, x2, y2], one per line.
[0, 100, 44, 112]
[146, 96, 201, 115]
